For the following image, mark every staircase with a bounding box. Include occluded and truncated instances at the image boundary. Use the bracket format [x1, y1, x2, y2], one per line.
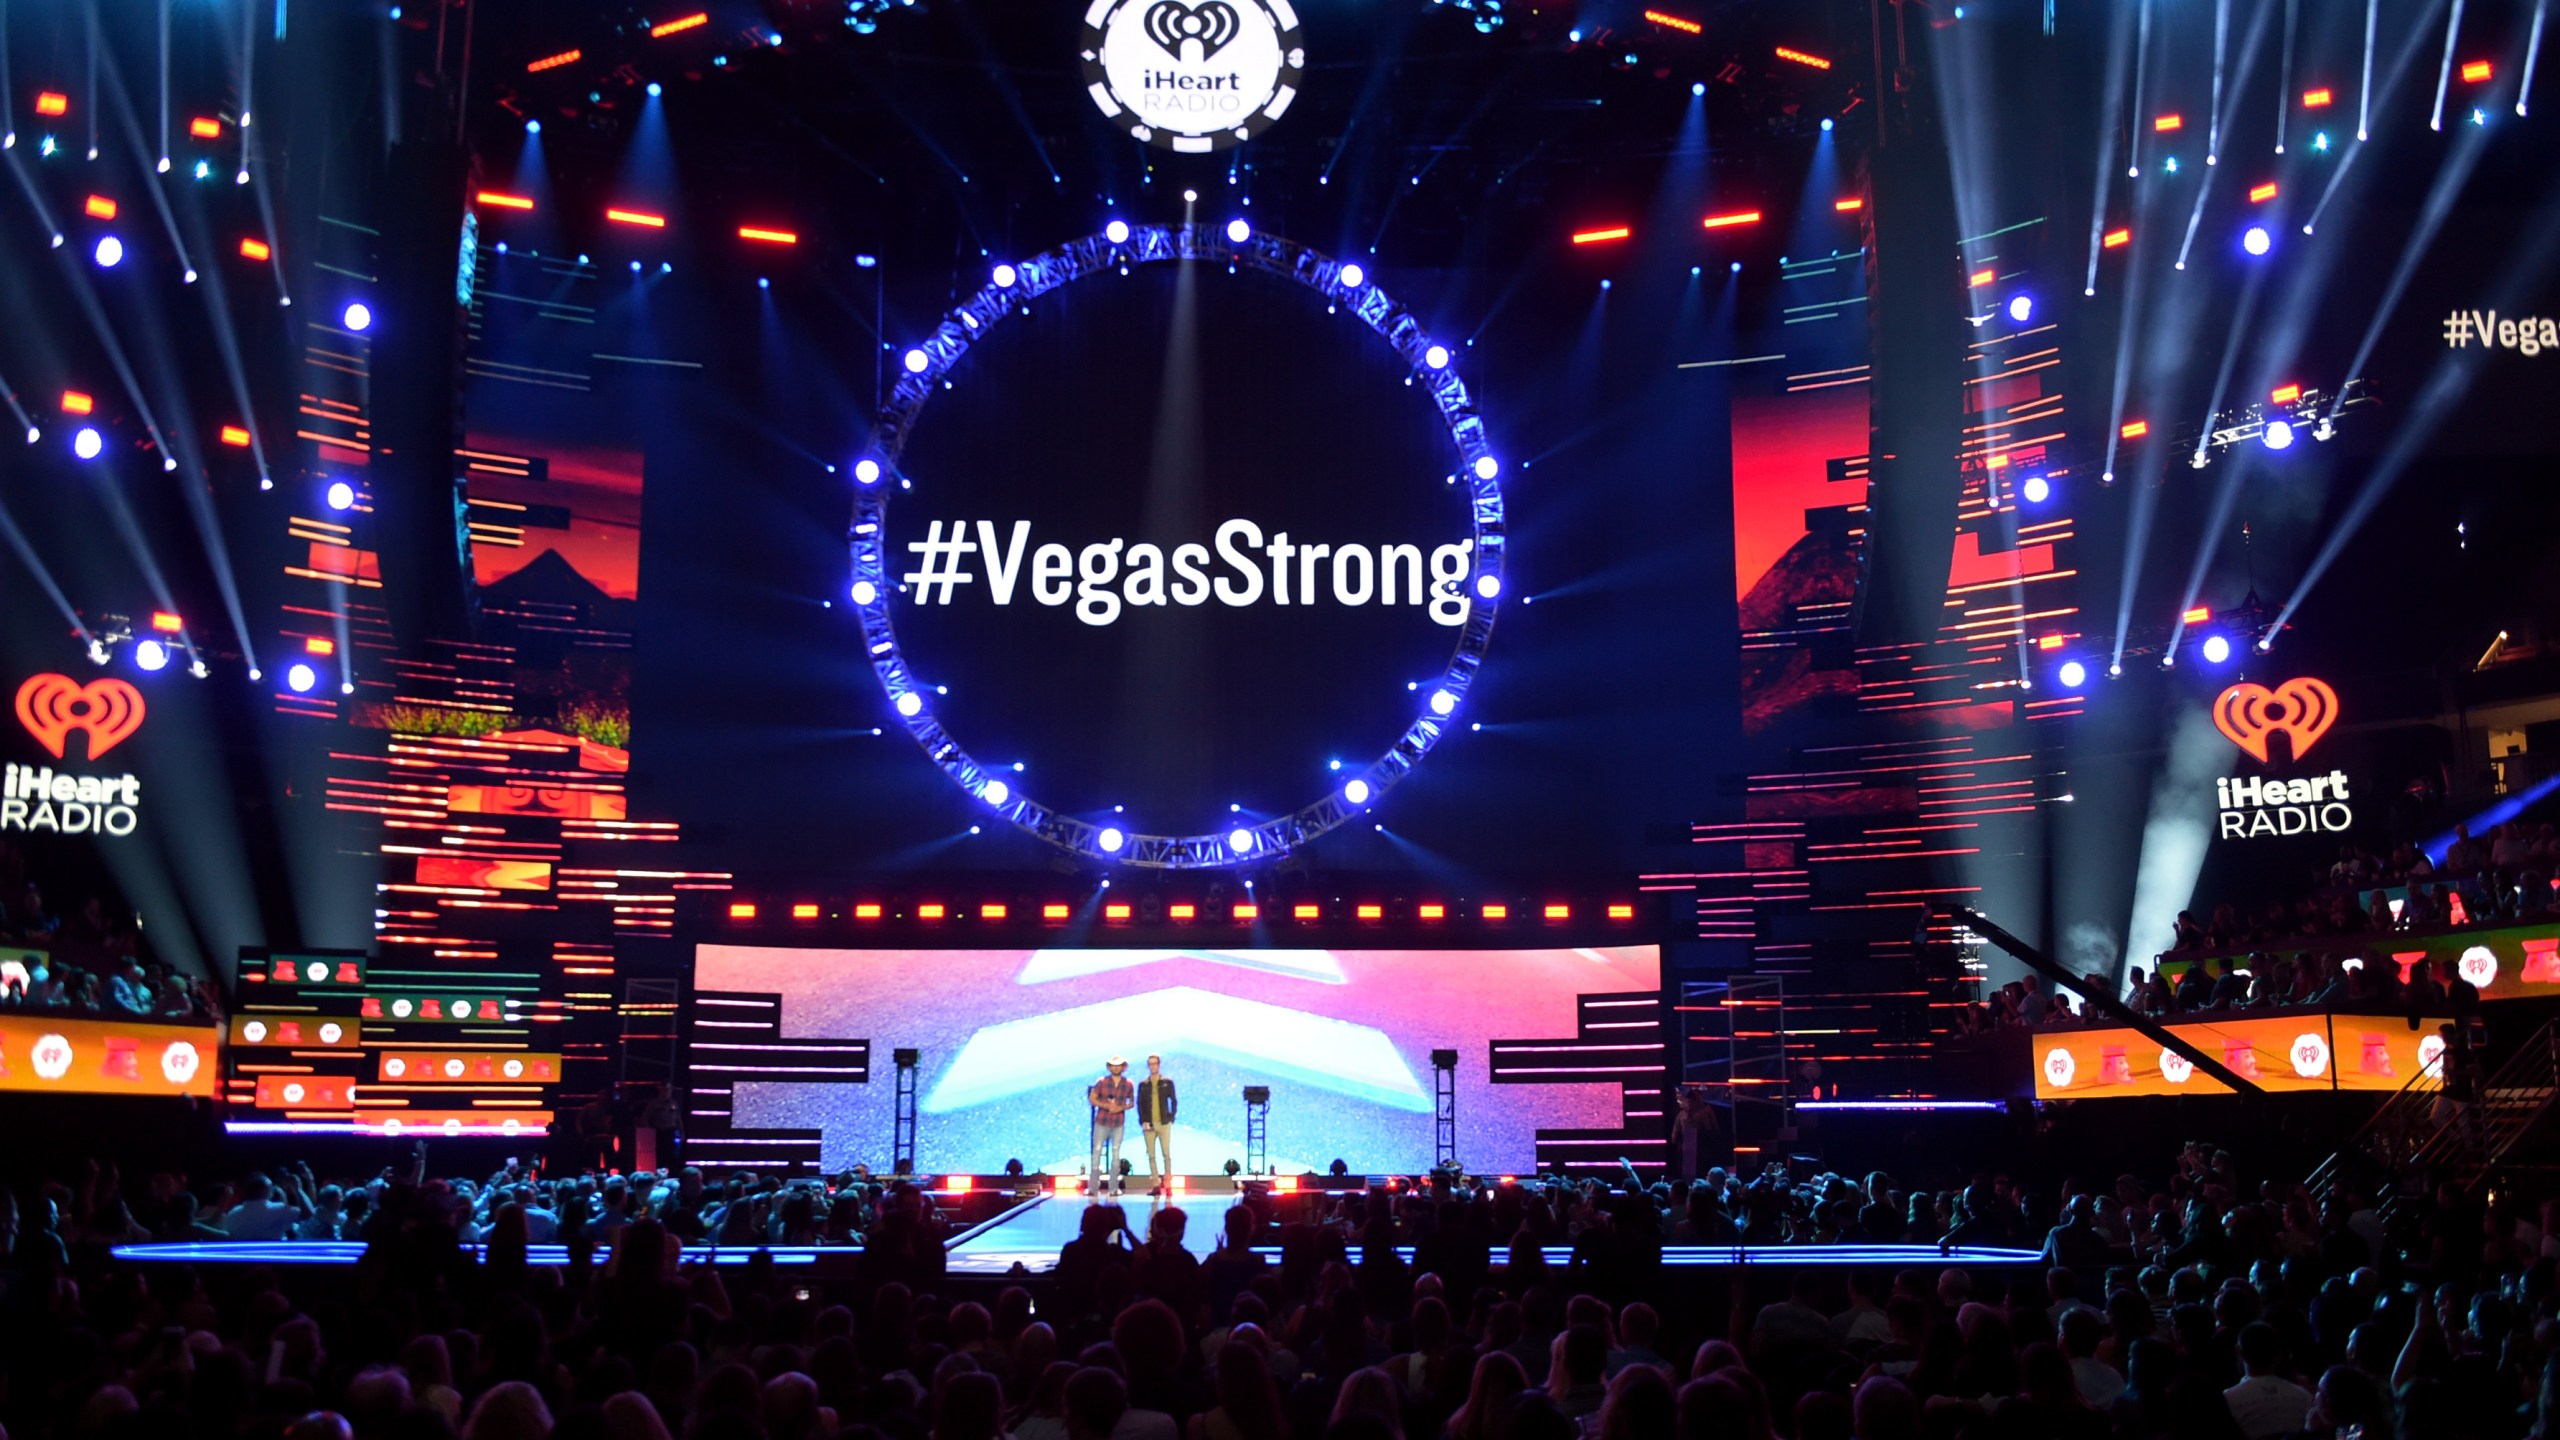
[2309, 1019, 2560, 1208]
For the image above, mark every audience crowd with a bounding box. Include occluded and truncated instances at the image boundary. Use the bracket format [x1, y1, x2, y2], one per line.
[0, 840, 216, 1020]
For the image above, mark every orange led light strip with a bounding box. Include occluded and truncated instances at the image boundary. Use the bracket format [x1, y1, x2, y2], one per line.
[84, 195, 118, 219]
[2460, 59, 2492, 83]
[2248, 181, 2278, 203]
[475, 192, 535, 211]
[2103, 227, 2131, 248]
[240, 237, 272, 261]
[1701, 210, 1762, 229]
[60, 391, 93, 415]
[2154, 113, 2183, 131]
[737, 225, 799, 244]
[189, 116, 223, 139]
[1775, 46, 1832, 69]
[2120, 419, 2149, 439]
[35, 92, 68, 117]
[1834, 197, 1863, 212]
[650, 12, 709, 37]
[2271, 383, 2301, 404]
[526, 49, 582, 73]
[1571, 226, 1632, 244]
[606, 208, 667, 228]
[2302, 87, 2333, 107]
[1644, 9, 1704, 34]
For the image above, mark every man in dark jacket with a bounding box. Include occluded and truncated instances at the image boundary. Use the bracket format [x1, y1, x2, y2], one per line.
[1137, 1053, 1178, 1194]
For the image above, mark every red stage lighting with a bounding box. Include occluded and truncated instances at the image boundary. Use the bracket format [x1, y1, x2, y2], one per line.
[2270, 383, 2301, 404]
[981, 902, 1008, 920]
[239, 237, 272, 261]
[1169, 903, 1196, 920]
[149, 612, 182, 633]
[944, 1175, 973, 1193]
[1042, 903, 1070, 921]
[1270, 1175, 1299, 1193]
[83, 195, 117, 220]
[1643, 9, 1704, 35]
[1968, 268, 1995, 286]
[792, 903, 821, 920]
[2120, 419, 2149, 439]
[2181, 606, 2213, 625]
[526, 48, 581, 73]
[1356, 904, 1383, 920]
[1418, 903, 1446, 920]
[1543, 903, 1571, 920]
[650, 12, 709, 37]
[606, 208, 667, 229]
[1608, 903, 1636, 920]
[1292, 903, 1319, 920]
[2036, 634, 2066, 651]
[2153, 113, 2183, 131]
[1834, 197, 1864, 212]
[1570, 226, 1631, 244]
[1104, 903, 1132, 920]
[1775, 46, 1832, 69]
[475, 192, 535, 211]
[854, 902, 882, 919]
[1701, 210, 1762, 229]
[34, 92, 68, 118]
[220, 425, 252, 447]
[2302, 87, 2334, 107]
[2102, 227, 2131, 248]
[304, 637, 336, 656]
[728, 902, 756, 920]
[2460, 59, 2493, 83]
[189, 116, 223, 139]
[917, 903, 946, 920]
[1234, 902, 1260, 920]
[59, 391, 93, 415]
[1483, 903, 1510, 920]
[738, 225, 799, 244]
[2248, 181, 2278, 203]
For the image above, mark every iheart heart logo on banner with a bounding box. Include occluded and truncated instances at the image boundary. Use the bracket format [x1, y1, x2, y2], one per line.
[14, 673, 146, 760]
[2211, 676, 2338, 763]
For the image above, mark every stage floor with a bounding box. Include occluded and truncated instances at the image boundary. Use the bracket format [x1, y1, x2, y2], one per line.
[945, 1191, 1232, 1274]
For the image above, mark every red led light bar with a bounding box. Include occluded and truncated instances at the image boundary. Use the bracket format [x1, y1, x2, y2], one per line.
[728, 902, 756, 920]
[2153, 113, 2183, 132]
[219, 425, 252, 447]
[475, 192, 535, 211]
[1356, 904, 1383, 920]
[792, 903, 821, 920]
[981, 902, 1008, 920]
[83, 195, 117, 220]
[1103, 903, 1132, 921]
[1775, 46, 1831, 69]
[1834, 197, 1863, 212]
[1570, 226, 1632, 244]
[606, 208, 667, 228]
[239, 237, 272, 261]
[2248, 181, 2278, 203]
[189, 116, 223, 139]
[60, 391, 93, 415]
[1042, 903, 1070, 921]
[737, 225, 799, 244]
[1292, 903, 1319, 920]
[2182, 606, 2213, 625]
[526, 48, 582, 73]
[2460, 59, 2493, 83]
[1543, 903, 1571, 920]
[34, 92, 68, 118]
[650, 12, 709, 37]
[1701, 210, 1762, 229]
[2036, 634, 2066, 651]
[2302, 87, 2334, 107]
[1607, 903, 1636, 920]
[2103, 227, 2131, 248]
[2270, 383, 2301, 404]
[2120, 419, 2150, 439]
[917, 903, 946, 920]
[149, 612, 182, 633]
[1233, 902, 1260, 920]
[304, 636, 336, 656]
[1968, 268, 1996, 286]
[1418, 903, 1446, 920]
[1168, 903, 1196, 920]
[1644, 9, 1704, 35]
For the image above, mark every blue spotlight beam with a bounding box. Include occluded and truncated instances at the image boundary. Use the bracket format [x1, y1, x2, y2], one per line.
[2323, 114, 2493, 429]
[0, 499, 94, 646]
[2085, 0, 2141, 292]
[2525, 0, 2548, 116]
[2431, 0, 2466, 130]
[2276, 0, 2297, 153]
[2361, 0, 2379, 137]
[2423, 773, 2560, 865]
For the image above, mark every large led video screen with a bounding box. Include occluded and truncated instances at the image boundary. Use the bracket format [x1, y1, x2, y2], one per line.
[691, 944, 1660, 1175]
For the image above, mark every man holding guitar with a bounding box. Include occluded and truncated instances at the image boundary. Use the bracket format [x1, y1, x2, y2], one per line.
[1087, 1055, 1135, 1198]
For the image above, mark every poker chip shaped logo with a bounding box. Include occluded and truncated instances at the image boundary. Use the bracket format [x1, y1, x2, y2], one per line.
[1082, 0, 1304, 153]
[2291, 1031, 2331, 1079]
[2458, 945, 2498, 988]
[2160, 1049, 2196, 1085]
[31, 1032, 73, 1081]
[2042, 1047, 2076, 1089]
[2417, 1031, 2448, 1078]
[161, 1041, 200, 1086]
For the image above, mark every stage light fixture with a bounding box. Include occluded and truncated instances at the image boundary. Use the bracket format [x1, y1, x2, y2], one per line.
[1344, 778, 1371, 805]
[903, 348, 929, 373]
[240, 237, 272, 261]
[894, 691, 924, 717]
[285, 663, 317, 694]
[2057, 659, 2087, 689]
[851, 580, 877, 605]
[2007, 294, 2033, 323]
[982, 779, 1009, 806]
[72, 427, 103, 460]
[1473, 455, 1500, 479]
[1693, 82, 1707, 96]
[2242, 225, 2272, 256]
[326, 481, 356, 511]
[93, 235, 123, 267]
[992, 262, 1017, 288]
[343, 302, 373, 332]
[1475, 573, 1501, 599]
[854, 458, 882, 484]
[131, 640, 171, 673]
[1104, 219, 1130, 245]
[1099, 827, 1126, 853]
[1424, 344, 1450, 370]
[1430, 689, 1457, 716]
[1339, 262, 1365, 287]
[1226, 218, 1252, 243]
[2262, 419, 2296, 450]
[2201, 634, 2234, 664]
[2022, 475, 2052, 504]
[1227, 828, 1254, 854]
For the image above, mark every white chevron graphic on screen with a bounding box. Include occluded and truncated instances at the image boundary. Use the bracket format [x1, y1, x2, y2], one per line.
[1015, 948, 1346, 985]
[924, 985, 1429, 1113]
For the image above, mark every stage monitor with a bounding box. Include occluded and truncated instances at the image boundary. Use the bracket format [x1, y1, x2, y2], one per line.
[688, 944, 1661, 1176]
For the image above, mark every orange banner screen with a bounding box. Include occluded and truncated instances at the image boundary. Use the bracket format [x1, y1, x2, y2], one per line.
[0, 1014, 219, 1096]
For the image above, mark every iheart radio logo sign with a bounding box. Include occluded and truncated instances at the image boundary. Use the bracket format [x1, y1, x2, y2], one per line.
[14, 674, 146, 760]
[2212, 676, 2338, 763]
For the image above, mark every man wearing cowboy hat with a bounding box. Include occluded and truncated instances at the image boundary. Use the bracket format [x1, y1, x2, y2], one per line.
[1087, 1055, 1135, 1198]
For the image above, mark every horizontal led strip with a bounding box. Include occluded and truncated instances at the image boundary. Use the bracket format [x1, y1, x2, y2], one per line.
[605, 208, 667, 228]
[1570, 225, 1631, 244]
[2248, 181, 2279, 203]
[2302, 87, 2334, 107]
[2102, 227, 2131, 248]
[1701, 210, 1762, 229]
[2154, 113, 2183, 131]
[737, 225, 799, 244]
[1833, 197, 1863, 212]
[650, 12, 709, 37]
[190, 116, 223, 139]
[526, 48, 582, 73]
[1643, 9, 1704, 34]
[475, 192, 535, 211]
[1775, 46, 1831, 69]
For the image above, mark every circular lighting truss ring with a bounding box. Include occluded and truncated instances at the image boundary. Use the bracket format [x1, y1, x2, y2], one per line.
[850, 222, 1505, 870]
